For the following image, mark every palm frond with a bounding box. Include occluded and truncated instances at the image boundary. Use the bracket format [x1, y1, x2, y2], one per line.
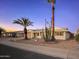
[27, 20, 33, 26]
[48, 0, 52, 3]
[13, 19, 23, 26]
[48, 0, 56, 3]
[13, 17, 33, 28]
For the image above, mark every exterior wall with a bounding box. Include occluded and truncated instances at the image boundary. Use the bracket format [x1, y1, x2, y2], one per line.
[15, 30, 44, 39]
[32, 30, 44, 39]
[16, 32, 24, 37]
[2, 28, 71, 40]
[54, 31, 65, 40]
[27, 32, 32, 38]
[65, 32, 70, 39]
[54, 31, 70, 40]
[63, 32, 67, 40]
[55, 36, 65, 40]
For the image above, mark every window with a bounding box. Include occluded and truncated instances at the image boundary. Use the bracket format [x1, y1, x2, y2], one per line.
[60, 32, 63, 36]
[37, 33, 39, 36]
[55, 32, 59, 36]
[55, 32, 63, 36]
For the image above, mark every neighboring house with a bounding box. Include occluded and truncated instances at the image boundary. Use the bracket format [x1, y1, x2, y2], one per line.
[2, 27, 71, 40]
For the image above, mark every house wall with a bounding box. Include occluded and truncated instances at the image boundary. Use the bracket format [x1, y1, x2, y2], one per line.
[27, 32, 32, 38]
[54, 31, 65, 40]
[63, 32, 67, 40]
[55, 36, 65, 40]
[2, 28, 71, 40]
[64, 32, 70, 39]
[54, 31, 70, 40]
[16, 33, 24, 37]
[31, 31, 43, 39]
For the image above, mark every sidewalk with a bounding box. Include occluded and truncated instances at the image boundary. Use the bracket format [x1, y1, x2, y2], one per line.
[0, 40, 69, 59]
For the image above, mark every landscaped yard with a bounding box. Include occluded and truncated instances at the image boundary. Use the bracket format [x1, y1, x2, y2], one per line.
[14, 39, 78, 49]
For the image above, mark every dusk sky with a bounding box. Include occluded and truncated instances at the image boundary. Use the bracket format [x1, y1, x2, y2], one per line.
[0, 0, 79, 32]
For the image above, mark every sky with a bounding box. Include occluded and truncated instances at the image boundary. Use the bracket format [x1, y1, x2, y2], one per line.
[0, 0, 79, 32]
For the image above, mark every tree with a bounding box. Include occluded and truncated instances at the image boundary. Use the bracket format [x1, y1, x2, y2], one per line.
[13, 17, 33, 39]
[48, 0, 56, 41]
[0, 27, 5, 38]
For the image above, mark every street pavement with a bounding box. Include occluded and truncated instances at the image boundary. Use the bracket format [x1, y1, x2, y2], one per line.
[0, 44, 63, 59]
[0, 39, 78, 59]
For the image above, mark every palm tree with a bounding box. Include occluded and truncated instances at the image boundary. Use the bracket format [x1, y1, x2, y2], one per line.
[48, 0, 56, 41]
[13, 17, 33, 39]
[0, 27, 5, 38]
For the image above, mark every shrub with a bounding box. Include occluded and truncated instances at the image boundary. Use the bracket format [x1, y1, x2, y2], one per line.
[75, 34, 79, 42]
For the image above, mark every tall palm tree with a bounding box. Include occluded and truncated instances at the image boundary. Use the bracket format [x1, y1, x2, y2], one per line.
[0, 27, 5, 38]
[48, 0, 56, 41]
[13, 17, 33, 39]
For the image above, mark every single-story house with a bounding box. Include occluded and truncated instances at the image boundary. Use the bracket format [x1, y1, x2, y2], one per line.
[2, 27, 72, 40]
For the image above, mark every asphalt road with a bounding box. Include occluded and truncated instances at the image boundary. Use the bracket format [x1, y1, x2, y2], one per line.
[0, 44, 63, 59]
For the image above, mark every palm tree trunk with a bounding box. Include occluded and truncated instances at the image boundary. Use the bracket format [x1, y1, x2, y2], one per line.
[0, 31, 2, 38]
[24, 27, 28, 39]
[51, 1, 55, 41]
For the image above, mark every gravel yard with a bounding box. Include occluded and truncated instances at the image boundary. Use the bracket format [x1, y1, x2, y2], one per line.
[15, 39, 78, 49]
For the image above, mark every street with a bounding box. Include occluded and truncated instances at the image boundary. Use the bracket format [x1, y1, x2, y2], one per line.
[0, 44, 63, 59]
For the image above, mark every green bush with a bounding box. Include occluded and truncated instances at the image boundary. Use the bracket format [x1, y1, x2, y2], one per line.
[75, 34, 79, 42]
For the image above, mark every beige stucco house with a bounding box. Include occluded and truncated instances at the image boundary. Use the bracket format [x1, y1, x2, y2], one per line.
[54, 27, 71, 40]
[15, 29, 44, 39]
[2, 27, 71, 40]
